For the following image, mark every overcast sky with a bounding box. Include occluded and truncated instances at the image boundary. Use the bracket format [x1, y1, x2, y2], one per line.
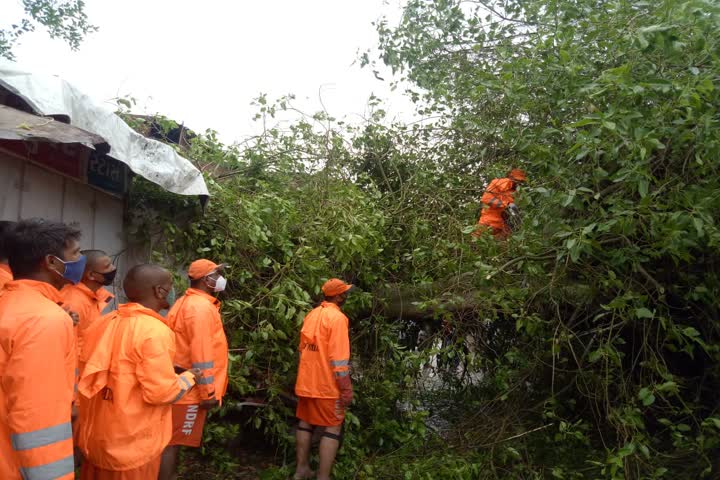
[5, 0, 415, 143]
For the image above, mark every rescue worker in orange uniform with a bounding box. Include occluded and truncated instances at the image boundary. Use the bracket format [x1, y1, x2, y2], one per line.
[62, 249, 117, 343]
[0, 221, 16, 289]
[293, 278, 354, 480]
[0, 218, 85, 480]
[61, 249, 117, 464]
[159, 259, 229, 480]
[77, 264, 201, 480]
[475, 168, 527, 239]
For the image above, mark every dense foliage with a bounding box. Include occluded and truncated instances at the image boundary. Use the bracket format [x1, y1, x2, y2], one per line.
[127, 0, 720, 478]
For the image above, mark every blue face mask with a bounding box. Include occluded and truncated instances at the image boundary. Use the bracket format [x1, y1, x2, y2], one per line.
[52, 255, 87, 285]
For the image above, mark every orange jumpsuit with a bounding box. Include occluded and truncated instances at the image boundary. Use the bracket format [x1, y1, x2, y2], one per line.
[295, 302, 350, 426]
[0, 280, 76, 480]
[61, 283, 114, 373]
[61, 282, 114, 447]
[0, 263, 12, 290]
[165, 288, 229, 446]
[476, 177, 517, 238]
[77, 303, 197, 479]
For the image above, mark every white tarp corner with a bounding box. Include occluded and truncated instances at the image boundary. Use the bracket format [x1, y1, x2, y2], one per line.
[0, 61, 209, 197]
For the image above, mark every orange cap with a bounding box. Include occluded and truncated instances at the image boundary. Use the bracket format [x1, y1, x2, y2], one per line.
[508, 168, 527, 182]
[188, 259, 224, 279]
[321, 278, 353, 297]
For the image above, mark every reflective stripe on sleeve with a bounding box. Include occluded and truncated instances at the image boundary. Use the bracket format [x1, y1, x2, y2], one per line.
[330, 360, 349, 367]
[171, 374, 194, 403]
[19, 455, 74, 480]
[179, 375, 192, 390]
[334, 370, 350, 377]
[11, 422, 72, 451]
[192, 361, 214, 370]
[197, 376, 215, 385]
[171, 388, 188, 403]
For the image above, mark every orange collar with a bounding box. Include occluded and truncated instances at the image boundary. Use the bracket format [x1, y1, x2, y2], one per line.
[0, 263, 11, 275]
[4, 279, 63, 304]
[118, 302, 167, 323]
[320, 301, 342, 311]
[185, 288, 221, 308]
[70, 282, 114, 304]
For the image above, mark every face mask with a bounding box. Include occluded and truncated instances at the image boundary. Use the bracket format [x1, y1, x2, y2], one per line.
[94, 269, 117, 286]
[51, 255, 87, 285]
[207, 275, 227, 292]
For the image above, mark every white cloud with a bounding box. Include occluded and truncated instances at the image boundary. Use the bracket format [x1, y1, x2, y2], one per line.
[5, 0, 415, 143]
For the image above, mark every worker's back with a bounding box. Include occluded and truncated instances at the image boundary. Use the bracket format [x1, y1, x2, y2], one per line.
[78, 303, 192, 471]
[295, 302, 350, 399]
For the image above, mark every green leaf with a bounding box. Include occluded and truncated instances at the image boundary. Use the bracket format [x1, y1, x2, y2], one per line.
[693, 217, 704, 237]
[656, 381, 678, 394]
[618, 442, 636, 457]
[682, 327, 700, 338]
[635, 308, 654, 319]
[569, 118, 600, 128]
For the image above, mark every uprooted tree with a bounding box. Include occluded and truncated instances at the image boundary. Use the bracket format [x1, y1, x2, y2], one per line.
[127, 0, 720, 478]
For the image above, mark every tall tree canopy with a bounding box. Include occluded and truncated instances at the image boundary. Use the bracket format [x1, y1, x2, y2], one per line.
[1, 0, 96, 59]
[125, 1, 720, 478]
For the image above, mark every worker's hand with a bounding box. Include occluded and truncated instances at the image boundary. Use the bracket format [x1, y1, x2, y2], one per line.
[200, 398, 220, 410]
[505, 203, 522, 232]
[63, 306, 80, 326]
[340, 387, 353, 407]
[189, 368, 203, 384]
[336, 374, 353, 407]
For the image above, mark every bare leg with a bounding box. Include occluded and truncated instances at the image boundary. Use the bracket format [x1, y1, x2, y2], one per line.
[294, 421, 314, 479]
[158, 445, 180, 480]
[317, 425, 342, 480]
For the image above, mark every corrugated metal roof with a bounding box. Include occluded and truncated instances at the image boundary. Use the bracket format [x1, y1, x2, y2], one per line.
[0, 105, 109, 153]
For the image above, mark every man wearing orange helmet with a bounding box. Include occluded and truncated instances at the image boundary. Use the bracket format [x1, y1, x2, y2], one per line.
[474, 168, 527, 239]
[293, 278, 353, 480]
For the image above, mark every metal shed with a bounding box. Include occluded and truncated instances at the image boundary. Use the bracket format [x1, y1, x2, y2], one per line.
[0, 62, 209, 302]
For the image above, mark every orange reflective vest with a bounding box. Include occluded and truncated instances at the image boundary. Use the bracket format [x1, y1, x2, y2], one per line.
[0, 280, 76, 480]
[478, 177, 516, 230]
[78, 303, 196, 471]
[166, 288, 229, 404]
[295, 302, 350, 399]
[0, 264, 12, 290]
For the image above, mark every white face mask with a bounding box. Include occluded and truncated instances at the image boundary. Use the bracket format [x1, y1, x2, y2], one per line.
[208, 275, 227, 292]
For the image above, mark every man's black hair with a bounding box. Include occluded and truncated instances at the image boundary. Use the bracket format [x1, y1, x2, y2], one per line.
[81, 249, 109, 271]
[0, 220, 17, 262]
[6, 219, 82, 278]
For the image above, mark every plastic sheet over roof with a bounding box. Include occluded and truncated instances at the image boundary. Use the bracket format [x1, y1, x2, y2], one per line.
[0, 62, 209, 196]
